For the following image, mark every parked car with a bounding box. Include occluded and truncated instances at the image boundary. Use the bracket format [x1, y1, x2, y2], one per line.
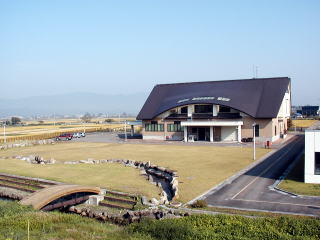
[73, 132, 81, 138]
[56, 133, 73, 141]
[80, 132, 86, 137]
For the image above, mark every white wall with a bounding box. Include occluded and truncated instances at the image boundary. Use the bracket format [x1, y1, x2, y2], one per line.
[143, 135, 165, 140]
[305, 130, 320, 183]
[221, 126, 237, 141]
[277, 91, 291, 118]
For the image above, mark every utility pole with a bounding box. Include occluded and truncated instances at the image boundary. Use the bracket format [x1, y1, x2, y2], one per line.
[3, 122, 6, 144]
[253, 123, 256, 160]
[124, 120, 127, 142]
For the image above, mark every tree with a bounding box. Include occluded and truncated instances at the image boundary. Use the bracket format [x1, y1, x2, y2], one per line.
[81, 113, 92, 123]
[287, 118, 293, 129]
[11, 117, 21, 125]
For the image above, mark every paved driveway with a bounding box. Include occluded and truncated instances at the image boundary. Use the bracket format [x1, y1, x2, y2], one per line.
[203, 135, 320, 217]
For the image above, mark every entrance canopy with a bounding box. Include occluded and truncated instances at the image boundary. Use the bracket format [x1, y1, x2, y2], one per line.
[181, 120, 243, 127]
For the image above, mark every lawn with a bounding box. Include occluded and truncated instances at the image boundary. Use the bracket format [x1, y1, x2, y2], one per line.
[279, 155, 320, 196]
[292, 120, 318, 128]
[0, 158, 160, 199]
[0, 142, 270, 202]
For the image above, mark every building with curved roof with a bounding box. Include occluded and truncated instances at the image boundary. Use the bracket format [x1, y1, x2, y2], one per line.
[137, 77, 291, 143]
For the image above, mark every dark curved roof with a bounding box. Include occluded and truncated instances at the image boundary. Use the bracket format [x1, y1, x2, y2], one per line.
[137, 77, 290, 120]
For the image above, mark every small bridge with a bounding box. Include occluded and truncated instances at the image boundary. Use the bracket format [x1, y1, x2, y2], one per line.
[20, 184, 101, 210]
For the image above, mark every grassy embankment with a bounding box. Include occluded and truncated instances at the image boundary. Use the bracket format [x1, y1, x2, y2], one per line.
[279, 155, 320, 196]
[1, 201, 319, 240]
[0, 142, 270, 202]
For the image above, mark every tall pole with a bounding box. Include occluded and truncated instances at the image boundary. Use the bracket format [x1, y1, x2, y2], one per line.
[253, 123, 256, 160]
[3, 123, 6, 144]
[124, 120, 127, 142]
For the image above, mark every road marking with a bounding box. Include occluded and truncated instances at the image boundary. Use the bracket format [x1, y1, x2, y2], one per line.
[231, 137, 303, 200]
[234, 198, 320, 209]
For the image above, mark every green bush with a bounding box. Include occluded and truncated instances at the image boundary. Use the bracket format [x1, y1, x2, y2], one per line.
[128, 218, 193, 240]
[190, 199, 208, 208]
[129, 214, 320, 240]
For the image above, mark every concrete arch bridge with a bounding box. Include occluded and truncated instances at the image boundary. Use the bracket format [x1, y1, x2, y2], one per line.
[20, 184, 101, 211]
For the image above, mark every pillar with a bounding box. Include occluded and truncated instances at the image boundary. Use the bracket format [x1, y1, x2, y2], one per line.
[187, 105, 193, 117]
[184, 126, 188, 142]
[237, 125, 242, 142]
[210, 126, 213, 142]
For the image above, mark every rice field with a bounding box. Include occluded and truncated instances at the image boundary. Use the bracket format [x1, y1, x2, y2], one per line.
[0, 118, 135, 143]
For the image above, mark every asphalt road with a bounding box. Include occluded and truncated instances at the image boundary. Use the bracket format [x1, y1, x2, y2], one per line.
[204, 135, 320, 217]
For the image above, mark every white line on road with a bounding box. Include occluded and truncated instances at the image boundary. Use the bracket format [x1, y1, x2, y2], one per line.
[234, 198, 320, 209]
[231, 138, 303, 200]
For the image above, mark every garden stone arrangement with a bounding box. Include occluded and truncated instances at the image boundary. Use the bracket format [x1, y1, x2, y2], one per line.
[4, 155, 180, 206]
[68, 205, 190, 225]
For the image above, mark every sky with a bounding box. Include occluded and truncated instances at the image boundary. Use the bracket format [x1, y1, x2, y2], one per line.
[0, 0, 320, 105]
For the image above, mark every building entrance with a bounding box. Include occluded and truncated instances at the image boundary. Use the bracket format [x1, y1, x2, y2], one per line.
[190, 127, 210, 141]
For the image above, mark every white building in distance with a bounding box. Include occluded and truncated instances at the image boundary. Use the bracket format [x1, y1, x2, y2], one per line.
[305, 121, 320, 183]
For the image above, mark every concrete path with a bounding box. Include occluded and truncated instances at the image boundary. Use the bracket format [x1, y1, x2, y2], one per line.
[203, 135, 320, 217]
[73, 131, 293, 148]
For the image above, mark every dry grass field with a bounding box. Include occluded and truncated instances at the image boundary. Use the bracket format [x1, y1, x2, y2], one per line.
[0, 122, 128, 143]
[0, 142, 270, 202]
[292, 119, 318, 128]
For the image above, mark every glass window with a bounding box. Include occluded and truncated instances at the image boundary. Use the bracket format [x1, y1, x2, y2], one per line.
[181, 106, 188, 114]
[255, 124, 260, 137]
[315, 152, 320, 175]
[219, 106, 231, 112]
[195, 105, 213, 113]
[145, 123, 164, 132]
[167, 122, 183, 132]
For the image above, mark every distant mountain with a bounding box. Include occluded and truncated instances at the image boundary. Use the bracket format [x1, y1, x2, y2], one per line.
[0, 92, 149, 117]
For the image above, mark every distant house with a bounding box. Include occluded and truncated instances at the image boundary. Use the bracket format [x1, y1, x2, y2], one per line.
[137, 77, 291, 143]
[305, 121, 320, 183]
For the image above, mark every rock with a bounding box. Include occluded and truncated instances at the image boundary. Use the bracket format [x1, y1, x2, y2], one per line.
[141, 196, 148, 205]
[151, 198, 159, 205]
[148, 175, 154, 182]
[157, 166, 166, 172]
[171, 179, 179, 188]
[48, 158, 56, 164]
[69, 206, 75, 212]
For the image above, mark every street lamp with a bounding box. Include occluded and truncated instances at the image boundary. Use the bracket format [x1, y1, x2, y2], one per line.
[3, 122, 6, 144]
[252, 123, 256, 160]
[124, 120, 127, 142]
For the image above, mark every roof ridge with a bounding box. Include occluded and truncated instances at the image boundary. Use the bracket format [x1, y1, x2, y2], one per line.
[156, 77, 289, 87]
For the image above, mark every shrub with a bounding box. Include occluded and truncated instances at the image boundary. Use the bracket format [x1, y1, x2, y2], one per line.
[190, 200, 208, 208]
[128, 218, 193, 240]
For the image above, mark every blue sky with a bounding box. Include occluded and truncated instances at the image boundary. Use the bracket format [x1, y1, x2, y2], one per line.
[1, 0, 319, 105]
